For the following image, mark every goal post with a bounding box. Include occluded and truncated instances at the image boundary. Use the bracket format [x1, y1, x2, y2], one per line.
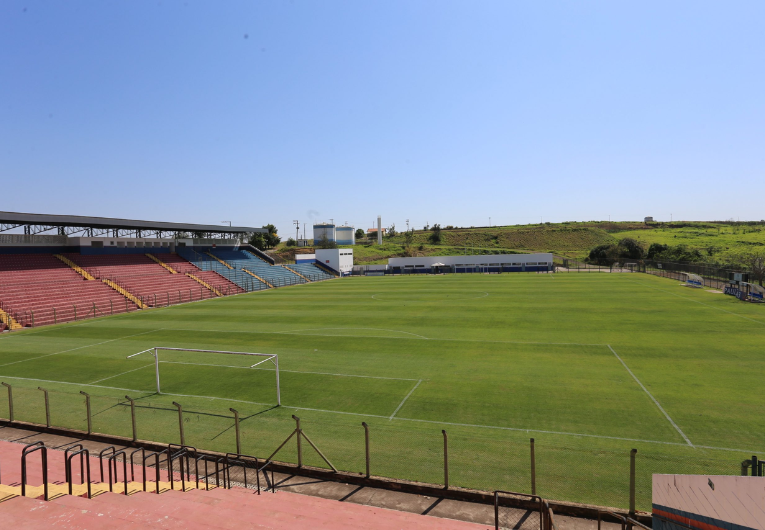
[127, 347, 281, 405]
[683, 273, 704, 288]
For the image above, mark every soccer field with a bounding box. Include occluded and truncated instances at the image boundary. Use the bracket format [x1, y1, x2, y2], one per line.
[1, 273, 763, 511]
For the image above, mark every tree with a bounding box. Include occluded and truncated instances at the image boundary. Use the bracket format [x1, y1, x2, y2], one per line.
[647, 243, 669, 260]
[248, 232, 267, 250]
[617, 238, 644, 260]
[262, 224, 280, 248]
[317, 235, 337, 249]
[387, 223, 397, 238]
[746, 251, 765, 286]
[428, 224, 442, 244]
[355, 228, 365, 240]
[285, 237, 296, 247]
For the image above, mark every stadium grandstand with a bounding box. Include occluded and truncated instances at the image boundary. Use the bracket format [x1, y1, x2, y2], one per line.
[0, 212, 335, 331]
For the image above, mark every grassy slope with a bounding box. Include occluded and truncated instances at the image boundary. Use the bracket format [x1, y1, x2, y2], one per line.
[274, 221, 765, 263]
[1, 273, 764, 510]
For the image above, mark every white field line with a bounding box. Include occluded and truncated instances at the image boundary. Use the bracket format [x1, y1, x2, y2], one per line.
[89, 364, 154, 384]
[389, 379, 422, 420]
[0, 375, 147, 394]
[157, 360, 420, 381]
[627, 278, 765, 326]
[0, 329, 163, 368]
[371, 291, 489, 302]
[161, 327, 605, 347]
[608, 344, 693, 447]
[1, 374, 760, 454]
[274, 327, 430, 340]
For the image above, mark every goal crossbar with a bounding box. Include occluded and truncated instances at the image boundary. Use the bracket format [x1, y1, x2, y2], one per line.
[126, 347, 280, 405]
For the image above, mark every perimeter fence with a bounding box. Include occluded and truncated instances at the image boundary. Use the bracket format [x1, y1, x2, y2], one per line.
[0, 383, 754, 513]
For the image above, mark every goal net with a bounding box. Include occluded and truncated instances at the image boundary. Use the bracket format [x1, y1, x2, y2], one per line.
[684, 273, 704, 288]
[127, 347, 281, 405]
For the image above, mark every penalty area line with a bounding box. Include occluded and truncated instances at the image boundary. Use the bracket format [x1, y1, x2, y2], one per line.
[608, 344, 693, 447]
[156, 360, 420, 381]
[389, 379, 422, 420]
[89, 364, 154, 384]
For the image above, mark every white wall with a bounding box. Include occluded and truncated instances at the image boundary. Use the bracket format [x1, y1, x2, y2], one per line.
[388, 253, 552, 268]
[316, 248, 354, 274]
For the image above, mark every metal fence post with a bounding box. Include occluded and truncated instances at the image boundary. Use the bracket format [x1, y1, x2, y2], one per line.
[80, 391, 91, 434]
[630, 449, 637, 517]
[362, 422, 370, 477]
[38, 387, 50, 428]
[173, 402, 185, 446]
[442, 429, 449, 489]
[230, 408, 241, 455]
[1, 382, 13, 421]
[293, 415, 302, 468]
[53, 307, 57, 325]
[125, 395, 137, 442]
[530, 438, 536, 495]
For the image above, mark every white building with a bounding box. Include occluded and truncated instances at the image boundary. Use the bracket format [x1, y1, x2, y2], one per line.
[316, 248, 354, 276]
[388, 253, 553, 273]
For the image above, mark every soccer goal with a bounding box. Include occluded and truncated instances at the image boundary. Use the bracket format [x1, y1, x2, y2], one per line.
[126, 347, 281, 405]
[684, 273, 704, 288]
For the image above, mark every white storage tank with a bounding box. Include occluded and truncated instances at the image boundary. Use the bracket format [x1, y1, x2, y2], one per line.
[313, 223, 336, 243]
[335, 226, 355, 245]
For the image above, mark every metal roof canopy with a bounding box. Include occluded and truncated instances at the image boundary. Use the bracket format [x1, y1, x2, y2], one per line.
[0, 211, 266, 238]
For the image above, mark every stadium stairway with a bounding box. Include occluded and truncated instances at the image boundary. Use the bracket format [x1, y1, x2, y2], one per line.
[0, 440, 487, 530]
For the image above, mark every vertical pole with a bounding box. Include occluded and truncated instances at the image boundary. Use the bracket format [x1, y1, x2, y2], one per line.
[173, 401, 185, 446]
[530, 438, 536, 495]
[54, 307, 57, 324]
[293, 415, 302, 468]
[362, 422, 370, 477]
[38, 387, 50, 428]
[230, 408, 241, 455]
[442, 430, 449, 489]
[74, 304, 77, 321]
[1, 382, 13, 421]
[80, 391, 91, 434]
[126, 396, 137, 442]
[110, 300, 113, 315]
[154, 348, 161, 394]
[629, 449, 637, 517]
[274, 355, 281, 406]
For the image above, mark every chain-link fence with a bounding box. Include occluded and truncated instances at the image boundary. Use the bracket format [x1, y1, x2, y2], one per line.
[0, 384, 755, 513]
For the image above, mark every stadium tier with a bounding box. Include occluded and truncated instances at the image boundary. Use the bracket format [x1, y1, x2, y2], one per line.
[0, 254, 131, 328]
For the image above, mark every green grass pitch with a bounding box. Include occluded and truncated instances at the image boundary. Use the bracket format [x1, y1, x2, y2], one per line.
[1, 272, 763, 511]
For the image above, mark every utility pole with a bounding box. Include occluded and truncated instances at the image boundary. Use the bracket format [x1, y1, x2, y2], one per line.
[489, 217, 491, 227]
[293, 220, 300, 242]
[406, 219, 409, 231]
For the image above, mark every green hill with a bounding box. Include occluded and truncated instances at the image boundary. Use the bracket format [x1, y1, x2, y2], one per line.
[273, 220, 765, 265]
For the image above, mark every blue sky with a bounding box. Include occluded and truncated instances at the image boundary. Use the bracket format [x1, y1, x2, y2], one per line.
[2, 1, 763, 237]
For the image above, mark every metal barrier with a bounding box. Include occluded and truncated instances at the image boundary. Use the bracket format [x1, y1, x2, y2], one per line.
[21, 442, 48, 500]
[256, 460, 276, 495]
[144, 448, 171, 494]
[63, 443, 84, 484]
[107, 450, 129, 494]
[98, 446, 116, 482]
[494, 490, 543, 530]
[65, 448, 92, 499]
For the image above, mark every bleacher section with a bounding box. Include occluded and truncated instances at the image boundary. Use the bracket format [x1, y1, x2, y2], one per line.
[199, 249, 333, 286]
[66, 254, 245, 306]
[0, 246, 335, 331]
[0, 254, 132, 327]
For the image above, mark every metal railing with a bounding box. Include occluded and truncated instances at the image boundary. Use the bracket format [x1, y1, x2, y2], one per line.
[21, 442, 48, 501]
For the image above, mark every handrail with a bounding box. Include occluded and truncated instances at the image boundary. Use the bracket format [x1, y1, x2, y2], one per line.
[256, 459, 276, 495]
[98, 446, 116, 482]
[544, 500, 558, 530]
[169, 444, 197, 482]
[144, 449, 170, 494]
[494, 490, 544, 530]
[108, 450, 129, 494]
[66, 448, 92, 499]
[129, 447, 144, 482]
[224, 452, 258, 490]
[168, 448, 187, 491]
[21, 442, 48, 500]
[597, 510, 651, 530]
[63, 443, 84, 484]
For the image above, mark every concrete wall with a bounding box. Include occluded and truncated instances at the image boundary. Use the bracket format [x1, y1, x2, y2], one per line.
[653, 474, 765, 530]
